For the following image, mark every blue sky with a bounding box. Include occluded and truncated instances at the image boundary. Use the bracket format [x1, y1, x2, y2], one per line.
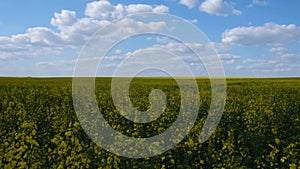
[0, 0, 299, 77]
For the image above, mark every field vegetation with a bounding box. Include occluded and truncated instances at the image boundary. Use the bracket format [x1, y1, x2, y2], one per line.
[0, 77, 299, 168]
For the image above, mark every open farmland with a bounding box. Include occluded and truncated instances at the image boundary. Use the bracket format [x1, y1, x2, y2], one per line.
[0, 77, 299, 168]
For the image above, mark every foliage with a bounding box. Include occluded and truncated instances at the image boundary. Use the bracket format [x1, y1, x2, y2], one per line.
[0, 77, 299, 168]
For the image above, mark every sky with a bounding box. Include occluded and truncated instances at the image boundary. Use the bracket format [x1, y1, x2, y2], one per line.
[0, 0, 299, 77]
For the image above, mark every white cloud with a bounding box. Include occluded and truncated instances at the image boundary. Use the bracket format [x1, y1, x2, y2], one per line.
[179, 0, 199, 8]
[222, 22, 300, 46]
[151, 41, 230, 58]
[153, 5, 169, 13]
[0, 27, 65, 60]
[89, 41, 224, 76]
[97, 18, 166, 40]
[52, 2, 168, 45]
[0, 1, 169, 60]
[58, 17, 110, 45]
[36, 59, 75, 67]
[234, 50, 300, 76]
[0, 27, 63, 48]
[187, 19, 198, 23]
[155, 36, 176, 44]
[218, 53, 240, 59]
[35, 59, 76, 76]
[51, 10, 77, 29]
[114, 49, 122, 54]
[122, 41, 236, 67]
[30, 39, 299, 77]
[247, 0, 269, 8]
[199, 0, 242, 16]
[125, 4, 153, 13]
[209, 42, 231, 52]
[85, 0, 168, 20]
[27, 27, 63, 46]
[85, 0, 123, 20]
[252, 0, 269, 6]
[269, 47, 287, 55]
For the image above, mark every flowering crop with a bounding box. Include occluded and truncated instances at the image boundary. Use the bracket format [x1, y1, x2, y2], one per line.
[0, 77, 299, 168]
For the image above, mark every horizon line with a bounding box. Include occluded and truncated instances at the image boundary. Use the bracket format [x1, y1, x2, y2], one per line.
[0, 76, 299, 79]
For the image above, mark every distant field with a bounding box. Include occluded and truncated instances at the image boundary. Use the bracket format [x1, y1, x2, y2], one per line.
[0, 77, 299, 168]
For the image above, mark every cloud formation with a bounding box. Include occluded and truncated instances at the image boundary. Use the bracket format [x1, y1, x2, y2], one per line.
[0, 1, 169, 60]
[252, 0, 268, 6]
[269, 47, 287, 55]
[199, 0, 242, 16]
[0, 0, 298, 77]
[179, 0, 199, 8]
[222, 22, 300, 46]
[85, 1, 168, 20]
[51, 10, 77, 28]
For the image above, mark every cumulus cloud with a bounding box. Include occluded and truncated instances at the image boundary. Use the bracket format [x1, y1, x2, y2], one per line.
[0, 1, 169, 60]
[85, 0, 124, 20]
[0, 27, 63, 48]
[57, 17, 110, 45]
[153, 5, 169, 13]
[52, 4, 167, 45]
[199, 0, 242, 16]
[51, 10, 77, 29]
[85, 0, 168, 20]
[27, 27, 63, 46]
[0, 27, 65, 60]
[126, 4, 153, 13]
[95, 18, 166, 41]
[179, 0, 199, 8]
[222, 22, 300, 46]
